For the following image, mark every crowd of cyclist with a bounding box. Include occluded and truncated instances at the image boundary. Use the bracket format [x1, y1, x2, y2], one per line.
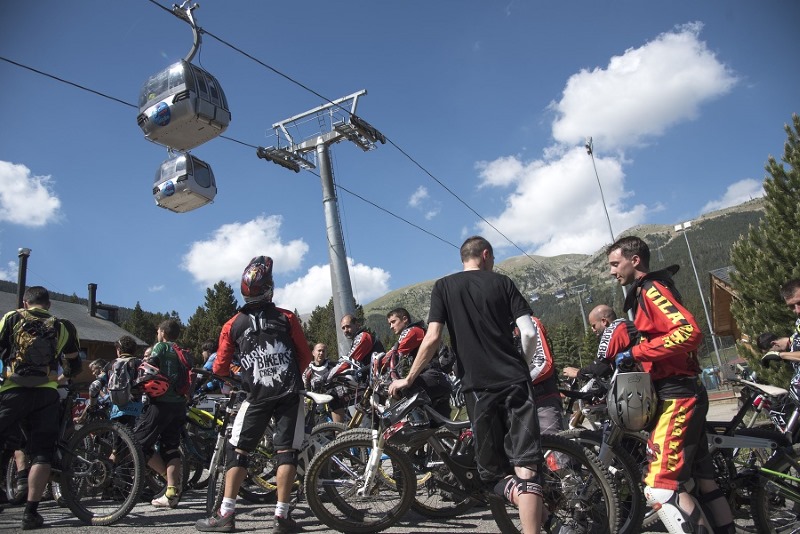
[1, 238, 799, 533]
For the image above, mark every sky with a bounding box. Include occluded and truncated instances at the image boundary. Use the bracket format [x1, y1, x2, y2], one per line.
[0, 1, 797, 322]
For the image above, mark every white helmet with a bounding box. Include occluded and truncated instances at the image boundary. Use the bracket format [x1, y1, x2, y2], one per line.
[606, 371, 657, 432]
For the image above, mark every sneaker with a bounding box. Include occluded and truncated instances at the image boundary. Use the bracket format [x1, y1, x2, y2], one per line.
[21, 511, 45, 530]
[195, 511, 235, 532]
[273, 515, 299, 534]
[151, 493, 180, 509]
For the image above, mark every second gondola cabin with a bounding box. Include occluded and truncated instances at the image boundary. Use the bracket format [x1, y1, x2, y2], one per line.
[137, 60, 231, 152]
[153, 153, 217, 213]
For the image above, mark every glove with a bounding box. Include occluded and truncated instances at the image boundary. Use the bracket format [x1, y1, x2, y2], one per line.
[615, 351, 635, 371]
[761, 351, 782, 368]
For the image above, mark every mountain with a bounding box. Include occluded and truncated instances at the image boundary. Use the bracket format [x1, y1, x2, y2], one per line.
[363, 197, 765, 341]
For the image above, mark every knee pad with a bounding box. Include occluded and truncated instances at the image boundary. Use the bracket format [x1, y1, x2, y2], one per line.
[645, 486, 708, 534]
[161, 447, 181, 464]
[274, 450, 298, 468]
[225, 443, 250, 470]
[493, 473, 544, 504]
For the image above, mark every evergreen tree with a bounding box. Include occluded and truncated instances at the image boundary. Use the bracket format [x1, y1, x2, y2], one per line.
[303, 298, 337, 358]
[181, 281, 240, 352]
[547, 322, 581, 370]
[123, 302, 156, 345]
[730, 114, 800, 385]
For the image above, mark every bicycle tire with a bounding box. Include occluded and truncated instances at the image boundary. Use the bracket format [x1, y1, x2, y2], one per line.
[407, 427, 476, 518]
[144, 445, 191, 498]
[59, 420, 145, 525]
[488, 433, 619, 534]
[5, 454, 28, 505]
[746, 440, 800, 533]
[304, 432, 416, 533]
[205, 439, 228, 515]
[558, 428, 646, 534]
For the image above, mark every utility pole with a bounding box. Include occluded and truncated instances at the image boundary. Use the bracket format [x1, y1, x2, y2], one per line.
[675, 221, 724, 383]
[17, 248, 31, 309]
[257, 90, 385, 357]
[585, 137, 634, 321]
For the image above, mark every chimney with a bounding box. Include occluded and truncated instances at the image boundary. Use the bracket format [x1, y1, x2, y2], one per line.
[88, 283, 97, 317]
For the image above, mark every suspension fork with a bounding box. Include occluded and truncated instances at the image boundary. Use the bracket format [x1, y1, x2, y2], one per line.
[356, 429, 384, 497]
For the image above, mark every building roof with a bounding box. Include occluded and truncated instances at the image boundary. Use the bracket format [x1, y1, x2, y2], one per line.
[0, 290, 146, 346]
[710, 266, 736, 286]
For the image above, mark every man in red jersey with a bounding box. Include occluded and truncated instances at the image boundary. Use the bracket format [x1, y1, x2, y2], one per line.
[607, 236, 733, 534]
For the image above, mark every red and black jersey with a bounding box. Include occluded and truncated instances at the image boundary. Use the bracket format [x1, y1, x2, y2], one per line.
[579, 318, 639, 380]
[345, 328, 385, 365]
[215, 302, 311, 401]
[625, 267, 702, 381]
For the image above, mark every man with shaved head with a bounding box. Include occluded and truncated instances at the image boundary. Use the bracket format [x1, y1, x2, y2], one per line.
[563, 304, 639, 381]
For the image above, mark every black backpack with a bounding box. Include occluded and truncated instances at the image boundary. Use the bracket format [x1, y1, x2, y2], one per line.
[236, 307, 301, 400]
[9, 310, 59, 386]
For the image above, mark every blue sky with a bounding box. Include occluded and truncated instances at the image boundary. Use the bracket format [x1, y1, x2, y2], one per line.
[1, 1, 797, 322]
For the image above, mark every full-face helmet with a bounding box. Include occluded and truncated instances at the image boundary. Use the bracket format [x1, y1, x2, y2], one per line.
[606, 371, 657, 432]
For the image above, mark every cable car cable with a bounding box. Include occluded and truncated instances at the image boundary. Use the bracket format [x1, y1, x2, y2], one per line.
[2, 49, 546, 282]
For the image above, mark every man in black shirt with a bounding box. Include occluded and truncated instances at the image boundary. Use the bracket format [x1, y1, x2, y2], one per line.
[389, 236, 543, 534]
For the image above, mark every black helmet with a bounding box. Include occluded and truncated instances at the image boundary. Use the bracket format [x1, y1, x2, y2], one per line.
[241, 256, 274, 302]
[607, 371, 657, 432]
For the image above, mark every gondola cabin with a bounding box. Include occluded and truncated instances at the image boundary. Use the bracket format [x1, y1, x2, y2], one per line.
[153, 153, 217, 213]
[137, 60, 230, 152]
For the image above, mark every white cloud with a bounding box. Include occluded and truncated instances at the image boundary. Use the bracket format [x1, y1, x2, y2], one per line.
[408, 186, 428, 207]
[475, 22, 738, 256]
[408, 185, 441, 221]
[276, 258, 390, 314]
[0, 161, 61, 227]
[701, 178, 764, 214]
[477, 147, 647, 255]
[0, 260, 17, 281]
[550, 22, 738, 150]
[183, 214, 309, 288]
[148, 285, 165, 292]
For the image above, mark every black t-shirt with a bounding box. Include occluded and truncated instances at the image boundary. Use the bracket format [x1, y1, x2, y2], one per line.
[428, 270, 531, 392]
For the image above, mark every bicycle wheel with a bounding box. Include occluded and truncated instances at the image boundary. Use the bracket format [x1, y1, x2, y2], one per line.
[59, 420, 145, 525]
[5, 454, 28, 505]
[183, 420, 216, 490]
[304, 433, 416, 533]
[489, 433, 619, 534]
[748, 441, 800, 533]
[144, 445, 191, 498]
[205, 439, 227, 515]
[558, 428, 646, 534]
[408, 428, 476, 518]
[238, 433, 278, 504]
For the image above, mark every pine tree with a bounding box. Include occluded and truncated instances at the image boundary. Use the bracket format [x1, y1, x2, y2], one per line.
[730, 114, 800, 384]
[181, 281, 240, 352]
[303, 298, 338, 358]
[123, 302, 156, 345]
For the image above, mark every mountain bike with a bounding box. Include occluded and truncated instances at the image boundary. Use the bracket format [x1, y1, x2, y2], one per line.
[5, 382, 146, 525]
[305, 388, 619, 534]
[200, 369, 339, 515]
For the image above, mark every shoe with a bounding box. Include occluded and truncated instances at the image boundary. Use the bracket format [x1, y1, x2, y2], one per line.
[195, 511, 235, 532]
[273, 515, 299, 534]
[21, 511, 45, 530]
[151, 493, 180, 508]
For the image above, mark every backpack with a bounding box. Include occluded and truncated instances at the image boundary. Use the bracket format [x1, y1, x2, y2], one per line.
[10, 309, 59, 385]
[235, 307, 302, 400]
[108, 358, 136, 406]
[171, 343, 194, 397]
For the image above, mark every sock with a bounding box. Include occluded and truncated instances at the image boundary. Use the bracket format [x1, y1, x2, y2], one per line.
[220, 497, 236, 516]
[274, 501, 290, 518]
[165, 486, 178, 499]
[24, 501, 39, 515]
